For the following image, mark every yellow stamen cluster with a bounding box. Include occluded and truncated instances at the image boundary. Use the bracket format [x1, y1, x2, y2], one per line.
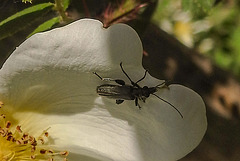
[0, 101, 69, 161]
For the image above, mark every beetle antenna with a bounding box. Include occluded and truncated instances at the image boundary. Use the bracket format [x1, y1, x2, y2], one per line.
[155, 81, 166, 88]
[93, 72, 103, 80]
[120, 62, 140, 87]
[155, 80, 172, 88]
[151, 93, 183, 118]
[120, 62, 133, 82]
[136, 70, 148, 84]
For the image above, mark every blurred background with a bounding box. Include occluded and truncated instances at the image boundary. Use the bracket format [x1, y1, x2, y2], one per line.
[0, 0, 240, 160]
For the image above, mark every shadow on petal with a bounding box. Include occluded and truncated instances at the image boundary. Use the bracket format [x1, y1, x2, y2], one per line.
[96, 84, 207, 161]
[1, 68, 98, 115]
[68, 152, 113, 161]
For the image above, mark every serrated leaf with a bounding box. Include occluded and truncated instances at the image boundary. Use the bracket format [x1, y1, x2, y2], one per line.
[0, 3, 54, 40]
[28, 17, 60, 38]
[182, 0, 214, 18]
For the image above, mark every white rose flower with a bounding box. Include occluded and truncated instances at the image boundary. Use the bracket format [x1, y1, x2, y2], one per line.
[0, 19, 207, 161]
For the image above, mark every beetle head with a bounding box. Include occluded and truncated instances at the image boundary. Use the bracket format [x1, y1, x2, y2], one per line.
[142, 86, 156, 97]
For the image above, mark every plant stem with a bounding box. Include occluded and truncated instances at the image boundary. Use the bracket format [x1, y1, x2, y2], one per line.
[104, 3, 148, 28]
[55, 0, 71, 22]
[82, 0, 90, 17]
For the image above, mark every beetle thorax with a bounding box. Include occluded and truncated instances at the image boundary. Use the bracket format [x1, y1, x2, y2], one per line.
[132, 86, 157, 98]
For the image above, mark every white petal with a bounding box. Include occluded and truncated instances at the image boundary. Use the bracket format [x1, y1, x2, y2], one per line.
[0, 19, 207, 161]
[143, 84, 207, 160]
[0, 19, 143, 74]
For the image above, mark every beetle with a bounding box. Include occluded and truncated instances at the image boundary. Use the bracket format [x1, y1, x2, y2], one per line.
[94, 62, 183, 118]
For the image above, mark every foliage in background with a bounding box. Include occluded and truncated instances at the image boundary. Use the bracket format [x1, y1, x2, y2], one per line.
[0, 0, 70, 40]
[0, 3, 54, 40]
[0, 0, 213, 40]
[3, 0, 240, 79]
[152, 0, 240, 79]
[182, 0, 215, 18]
[22, 0, 33, 3]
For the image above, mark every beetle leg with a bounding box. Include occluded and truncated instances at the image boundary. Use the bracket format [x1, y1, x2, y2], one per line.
[135, 98, 141, 109]
[142, 98, 146, 103]
[116, 100, 124, 104]
[93, 72, 125, 85]
[135, 98, 138, 106]
[115, 80, 125, 85]
[138, 104, 142, 109]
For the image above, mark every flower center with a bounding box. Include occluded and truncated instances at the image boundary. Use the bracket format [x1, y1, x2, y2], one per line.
[0, 102, 68, 161]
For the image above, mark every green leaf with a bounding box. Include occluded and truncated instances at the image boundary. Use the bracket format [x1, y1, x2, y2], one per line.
[28, 17, 61, 38]
[0, 3, 54, 40]
[152, 0, 172, 22]
[214, 49, 232, 70]
[63, 0, 71, 11]
[229, 27, 240, 54]
[182, 0, 214, 18]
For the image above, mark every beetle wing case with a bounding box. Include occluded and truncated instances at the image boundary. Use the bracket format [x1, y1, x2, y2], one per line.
[97, 84, 135, 100]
